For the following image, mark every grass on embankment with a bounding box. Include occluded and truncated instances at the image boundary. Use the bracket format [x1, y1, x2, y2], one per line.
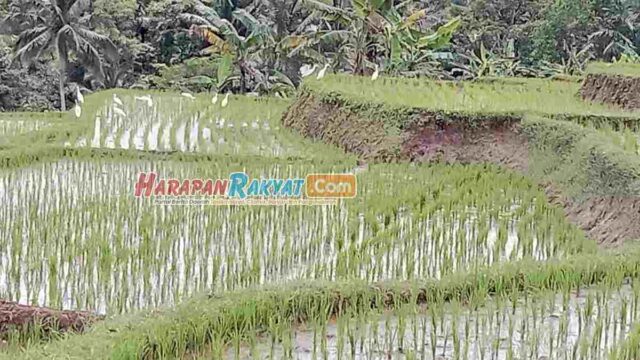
[6, 244, 640, 360]
[303, 74, 640, 119]
[285, 77, 640, 245]
[522, 116, 640, 198]
[586, 62, 640, 78]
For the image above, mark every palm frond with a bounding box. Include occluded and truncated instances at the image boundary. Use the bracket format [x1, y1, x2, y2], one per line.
[75, 27, 119, 62]
[14, 29, 52, 64]
[178, 13, 214, 26]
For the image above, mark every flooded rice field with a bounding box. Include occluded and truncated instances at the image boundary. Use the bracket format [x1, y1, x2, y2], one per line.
[227, 284, 640, 360]
[0, 160, 592, 314]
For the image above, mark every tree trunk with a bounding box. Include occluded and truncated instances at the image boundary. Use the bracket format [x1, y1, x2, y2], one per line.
[239, 62, 246, 93]
[57, 47, 68, 111]
[58, 70, 66, 111]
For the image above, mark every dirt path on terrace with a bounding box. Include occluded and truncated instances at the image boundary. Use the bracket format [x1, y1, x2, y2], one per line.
[0, 300, 103, 340]
[282, 95, 640, 246]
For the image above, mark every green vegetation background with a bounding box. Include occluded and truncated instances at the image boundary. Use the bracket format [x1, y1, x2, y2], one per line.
[0, 0, 639, 111]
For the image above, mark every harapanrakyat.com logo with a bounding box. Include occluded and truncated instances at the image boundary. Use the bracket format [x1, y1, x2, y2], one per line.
[133, 172, 356, 205]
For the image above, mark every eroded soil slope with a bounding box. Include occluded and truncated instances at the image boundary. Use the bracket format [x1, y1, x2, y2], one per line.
[282, 92, 640, 246]
[581, 74, 640, 110]
[0, 300, 103, 340]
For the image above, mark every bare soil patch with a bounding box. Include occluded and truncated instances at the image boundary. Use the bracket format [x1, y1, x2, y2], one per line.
[282, 91, 402, 161]
[402, 114, 528, 172]
[580, 74, 640, 110]
[0, 300, 103, 339]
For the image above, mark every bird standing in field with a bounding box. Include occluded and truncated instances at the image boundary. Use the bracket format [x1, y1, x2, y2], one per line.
[181, 92, 196, 100]
[112, 94, 123, 106]
[316, 64, 330, 80]
[300, 64, 318, 78]
[221, 93, 229, 108]
[74, 102, 82, 118]
[76, 87, 84, 104]
[371, 64, 379, 81]
[211, 92, 218, 105]
[113, 106, 127, 117]
[135, 95, 153, 108]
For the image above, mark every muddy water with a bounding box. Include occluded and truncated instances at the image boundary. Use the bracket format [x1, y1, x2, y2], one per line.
[227, 285, 639, 360]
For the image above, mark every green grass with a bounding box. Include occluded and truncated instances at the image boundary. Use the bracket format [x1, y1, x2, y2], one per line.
[522, 116, 640, 198]
[586, 62, 640, 78]
[303, 74, 640, 118]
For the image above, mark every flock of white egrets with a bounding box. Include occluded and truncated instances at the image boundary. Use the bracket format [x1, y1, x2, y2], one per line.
[73, 89, 231, 120]
[299, 63, 379, 81]
[71, 63, 379, 120]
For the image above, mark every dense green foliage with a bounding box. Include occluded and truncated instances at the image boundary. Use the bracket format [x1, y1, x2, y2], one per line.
[1, 0, 638, 110]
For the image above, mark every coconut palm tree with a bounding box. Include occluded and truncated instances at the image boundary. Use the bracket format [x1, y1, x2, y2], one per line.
[1, 0, 117, 111]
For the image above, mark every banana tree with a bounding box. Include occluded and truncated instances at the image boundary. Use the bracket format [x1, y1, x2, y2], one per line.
[381, 7, 461, 74]
[182, 1, 285, 92]
[299, 0, 392, 74]
[299, 0, 460, 75]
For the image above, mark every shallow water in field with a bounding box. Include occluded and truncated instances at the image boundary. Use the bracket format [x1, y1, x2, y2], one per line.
[71, 97, 306, 158]
[0, 119, 50, 141]
[0, 159, 579, 314]
[227, 285, 640, 360]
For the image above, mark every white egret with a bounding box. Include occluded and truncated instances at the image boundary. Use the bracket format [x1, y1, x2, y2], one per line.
[371, 64, 379, 81]
[112, 94, 123, 106]
[135, 95, 153, 107]
[113, 106, 127, 117]
[221, 93, 230, 108]
[202, 127, 211, 141]
[300, 64, 318, 78]
[181, 92, 196, 100]
[211, 92, 218, 104]
[316, 64, 330, 79]
[353, 163, 369, 174]
[76, 87, 84, 104]
[242, 122, 248, 128]
[74, 102, 82, 118]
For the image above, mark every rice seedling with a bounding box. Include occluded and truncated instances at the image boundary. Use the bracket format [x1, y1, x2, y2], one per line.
[46, 90, 350, 161]
[7, 244, 640, 360]
[228, 282, 640, 360]
[1, 75, 639, 359]
[579, 120, 640, 155]
[0, 119, 51, 140]
[0, 158, 592, 315]
[585, 62, 640, 78]
[303, 74, 640, 118]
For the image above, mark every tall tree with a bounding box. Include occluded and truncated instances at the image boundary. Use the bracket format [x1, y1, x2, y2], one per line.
[1, 0, 117, 110]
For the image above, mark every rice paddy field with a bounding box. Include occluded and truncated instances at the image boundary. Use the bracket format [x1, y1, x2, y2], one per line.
[1, 69, 640, 359]
[585, 62, 640, 78]
[302, 75, 640, 118]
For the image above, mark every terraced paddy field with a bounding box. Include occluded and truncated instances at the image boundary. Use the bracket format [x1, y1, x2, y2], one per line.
[1, 67, 640, 359]
[581, 63, 640, 110]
